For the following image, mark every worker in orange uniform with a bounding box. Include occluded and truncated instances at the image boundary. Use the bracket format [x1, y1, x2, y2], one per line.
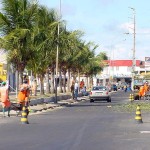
[144, 81, 149, 94]
[18, 80, 30, 111]
[138, 84, 145, 100]
[143, 81, 149, 99]
[0, 81, 11, 117]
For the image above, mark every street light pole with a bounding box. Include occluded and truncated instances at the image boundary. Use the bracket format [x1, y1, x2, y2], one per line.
[125, 7, 136, 91]
[130, 7, 136, 91]
[55, 0, 61, 103]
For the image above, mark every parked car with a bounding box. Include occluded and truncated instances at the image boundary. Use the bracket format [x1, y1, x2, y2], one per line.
[89, 86, 111, 103]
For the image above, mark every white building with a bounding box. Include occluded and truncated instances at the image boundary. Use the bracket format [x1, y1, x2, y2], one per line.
[93, 59, 145, 86]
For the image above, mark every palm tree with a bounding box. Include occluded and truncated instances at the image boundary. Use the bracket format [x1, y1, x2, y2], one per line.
[27, 5, 59, 95]
[0, 0, 38, 85]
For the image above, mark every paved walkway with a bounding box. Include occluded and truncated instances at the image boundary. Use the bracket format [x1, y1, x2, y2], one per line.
[0, 90, 88, 117]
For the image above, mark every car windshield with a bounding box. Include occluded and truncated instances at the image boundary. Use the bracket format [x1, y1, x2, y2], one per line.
[92, 86, 107, 91]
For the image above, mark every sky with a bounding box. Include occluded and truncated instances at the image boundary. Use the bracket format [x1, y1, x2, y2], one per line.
[0, 0, 150, 62]
[38, 0, 150, 61]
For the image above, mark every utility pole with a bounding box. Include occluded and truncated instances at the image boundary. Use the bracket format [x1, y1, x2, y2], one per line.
[125, 7, 136, 91]
[130, 7, 136, 91]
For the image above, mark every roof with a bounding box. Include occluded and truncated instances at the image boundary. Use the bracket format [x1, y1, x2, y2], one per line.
[105, 60, 141, 67]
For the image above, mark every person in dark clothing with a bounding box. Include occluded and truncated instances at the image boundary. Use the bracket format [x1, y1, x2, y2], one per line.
[124, 85, 127, 92]
[70, 83, 75, 99]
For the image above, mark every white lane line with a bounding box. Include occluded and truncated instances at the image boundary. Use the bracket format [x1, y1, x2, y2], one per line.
[140, 131, 150, 133]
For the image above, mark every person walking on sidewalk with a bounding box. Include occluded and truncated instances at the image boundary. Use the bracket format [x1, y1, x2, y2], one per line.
[124, 85, 127, 92]
[0, 81, 11, 117]
[70, 82, 75, 99]
[74, 81, 79, 100]
[32, 79, 38, 96]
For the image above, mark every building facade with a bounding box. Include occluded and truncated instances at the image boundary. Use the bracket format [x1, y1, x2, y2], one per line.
[93, 60, 142, 86]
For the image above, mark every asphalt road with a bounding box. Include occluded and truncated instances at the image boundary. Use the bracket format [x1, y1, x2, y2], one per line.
[0, 90, 150, 150]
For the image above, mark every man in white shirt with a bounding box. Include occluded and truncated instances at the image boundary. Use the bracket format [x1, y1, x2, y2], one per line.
[74, 81, 79, 100]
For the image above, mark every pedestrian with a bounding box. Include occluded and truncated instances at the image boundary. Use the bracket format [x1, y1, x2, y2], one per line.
[70, 82, 75, 99]
[32, 79, 38, 96]
[0, 81, 11, 117]
[18, 80, 30, 111]
[80, 79, 84, 91]
[81, 86, 87, 96]
[124, 85, 127, 92]
[74, 81, 79, 100]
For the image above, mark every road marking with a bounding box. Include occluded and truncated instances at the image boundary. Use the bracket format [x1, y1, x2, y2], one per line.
[140, 131, 150, 133]
[107, 105, 112, 108]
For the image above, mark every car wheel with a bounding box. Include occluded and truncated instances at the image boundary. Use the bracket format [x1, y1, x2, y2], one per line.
[107, 98, 111, 103]
[90, 99, 94, 103]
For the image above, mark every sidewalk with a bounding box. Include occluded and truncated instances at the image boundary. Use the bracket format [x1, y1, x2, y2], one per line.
[0, 91, 88, 117]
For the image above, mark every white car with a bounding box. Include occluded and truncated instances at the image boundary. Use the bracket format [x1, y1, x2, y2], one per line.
[89, 86, 111, 103]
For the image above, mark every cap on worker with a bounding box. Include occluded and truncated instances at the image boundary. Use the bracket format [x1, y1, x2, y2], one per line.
[1, 81, 6, 85]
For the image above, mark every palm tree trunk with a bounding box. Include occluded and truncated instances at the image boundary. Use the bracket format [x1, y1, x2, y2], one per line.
[19, 71, 23, 86]
[45, 69, 50, 94]
[78, 69, 80, 92]
[58, 66, 63, 93]
[67, 69, 71, 92]
[15, 70, 19, 97]
[63, 70, 66, 93]
[85, 76, 88, 89]
[50, 69, 55, 93]
[87, 76, 90, 89]
[39, 75, 44, 95]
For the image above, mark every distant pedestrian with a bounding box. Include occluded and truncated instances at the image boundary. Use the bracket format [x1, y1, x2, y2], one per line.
[80, 79, 84, 91]
[70, 82, 75, 99]
[32, 79, 38, 96]
[124, 85, 127, 92]
[80, 86, 86, 96]
[74, 81, 79, 100]
[0, 81, 11, 117]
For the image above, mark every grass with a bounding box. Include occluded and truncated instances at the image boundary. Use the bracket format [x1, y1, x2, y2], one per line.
[10, 92, 71, 102]
[113, 101, 150, 112]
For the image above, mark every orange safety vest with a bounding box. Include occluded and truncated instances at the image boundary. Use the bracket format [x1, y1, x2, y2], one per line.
[139, 86, 145, 97]
[0, 86, 11, 108]
[18, 83, 30, 103]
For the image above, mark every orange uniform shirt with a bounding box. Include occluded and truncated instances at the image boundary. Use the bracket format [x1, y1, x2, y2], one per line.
[18, 83, 30, 103]
[0, 86, 11, 108]
[139, 86, 145, 97]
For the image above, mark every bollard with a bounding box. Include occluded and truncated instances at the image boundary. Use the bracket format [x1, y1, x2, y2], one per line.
[135, 105, 143, 124]
[131, 94, 134, 101]
[21, 106, 29, 124]
[129, 94, 134, 102]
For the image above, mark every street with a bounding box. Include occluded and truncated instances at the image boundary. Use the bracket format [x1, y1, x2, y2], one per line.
[0, 91, 150, 150]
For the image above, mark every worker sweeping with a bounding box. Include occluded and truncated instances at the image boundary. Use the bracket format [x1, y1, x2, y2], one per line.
[138, 84, 145, 100]
[139, 82, 149, 100]
[18, 80, 30, 114]
[0, 81, 11, 117]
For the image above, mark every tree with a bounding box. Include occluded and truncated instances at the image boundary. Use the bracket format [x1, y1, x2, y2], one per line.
[27, 5, 59, 95]
[0, 0, 38, 84]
